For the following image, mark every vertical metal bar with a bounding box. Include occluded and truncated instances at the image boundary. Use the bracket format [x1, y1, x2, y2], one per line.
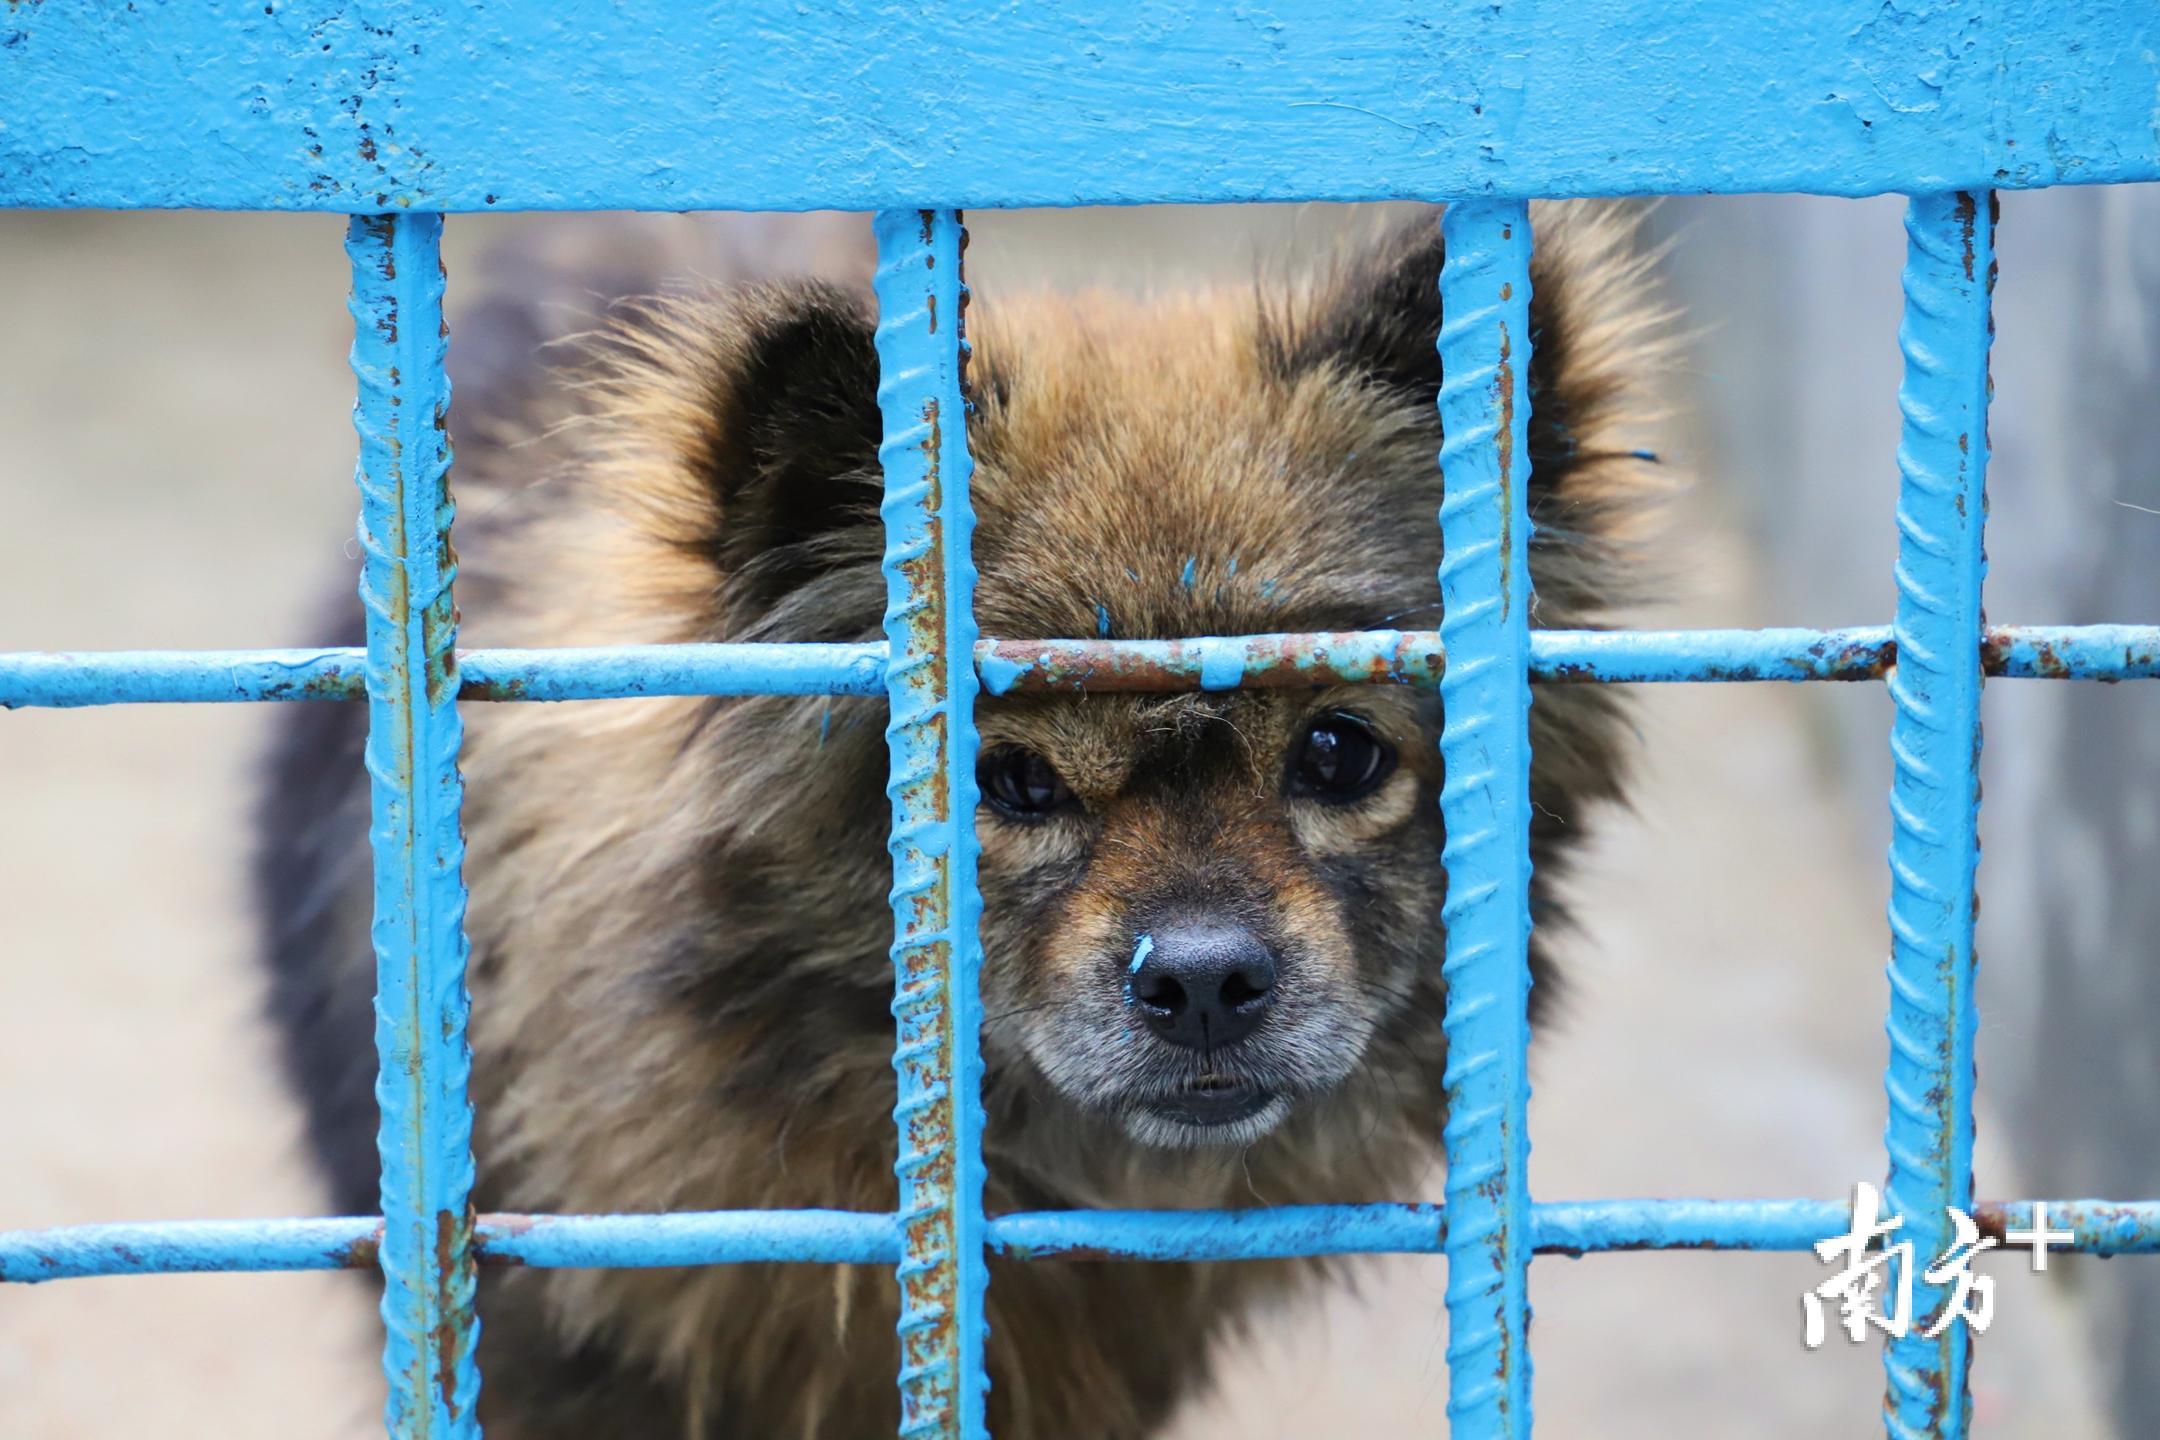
[874, 207, 990, 1440]
[1882, 190, 1994, 1439]
[347, 212, 482, 1440]
[1436, 198, 1536, 1439]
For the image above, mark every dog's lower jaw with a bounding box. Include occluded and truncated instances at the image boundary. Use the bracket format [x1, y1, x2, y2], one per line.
[1121, 1090, 1292, 1150]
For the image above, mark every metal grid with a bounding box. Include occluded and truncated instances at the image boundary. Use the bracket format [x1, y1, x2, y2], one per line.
[6, 6, 2160, 1439]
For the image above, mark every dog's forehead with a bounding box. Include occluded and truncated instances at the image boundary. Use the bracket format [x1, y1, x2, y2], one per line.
[980, 691, 1285, 796]
[960, 293, 1436, 643]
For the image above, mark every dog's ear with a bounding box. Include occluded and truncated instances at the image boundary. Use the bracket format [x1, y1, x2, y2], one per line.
[703, 283, 885, 607]
[1274, 220, 1448, 400]
[1272, 210, 1652, 548]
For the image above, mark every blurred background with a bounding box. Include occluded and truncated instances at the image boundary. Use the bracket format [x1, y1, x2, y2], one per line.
[2, 190, 2154, 1436]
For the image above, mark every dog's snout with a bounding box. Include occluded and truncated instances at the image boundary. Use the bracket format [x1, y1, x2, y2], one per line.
[1129, 924, 1279, 1051]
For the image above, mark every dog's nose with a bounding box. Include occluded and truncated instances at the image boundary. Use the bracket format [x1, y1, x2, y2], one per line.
[1128, 924, 1279, 1051]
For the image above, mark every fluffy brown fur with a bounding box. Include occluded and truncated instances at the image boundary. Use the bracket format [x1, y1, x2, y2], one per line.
[258, 203, 1669, 1438]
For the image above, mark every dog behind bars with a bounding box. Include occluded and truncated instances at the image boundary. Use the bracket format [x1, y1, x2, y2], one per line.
[258, 205, 1667, 1438]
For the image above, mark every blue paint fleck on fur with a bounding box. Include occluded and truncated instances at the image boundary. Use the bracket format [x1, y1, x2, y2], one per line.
[1129, 933, 1155, 973]
[1096, 602, 1113, 638]
[1180, 557, 1197, 589]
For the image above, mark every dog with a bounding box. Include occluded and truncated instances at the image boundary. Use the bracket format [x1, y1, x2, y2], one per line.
[258, 203, 1667, 1438]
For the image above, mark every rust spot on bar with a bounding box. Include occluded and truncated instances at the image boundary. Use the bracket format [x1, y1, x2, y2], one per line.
[981, 632, 1446, 693]
[433, 1207, 473, 1415]
[1956, 192, 1978, 281]
[338, 1222, 387, 1270]
[473, 1212, 534, 1265]
[459, 673, 531, 702]
[1495, 321, 1515, 619]
[1808, 632, 1897, 680]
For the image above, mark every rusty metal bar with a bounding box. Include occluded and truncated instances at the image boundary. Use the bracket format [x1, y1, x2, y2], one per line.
[1436, 198, 1537, 1440]
[14, 1197, 2160, 1282]
[975, 629, 1446, 692]
[347, 211, 482, 1440]
[10, 624, 2160, 708]
[874, 207, 990, 1440]
[1881, 191, 1994, 1440]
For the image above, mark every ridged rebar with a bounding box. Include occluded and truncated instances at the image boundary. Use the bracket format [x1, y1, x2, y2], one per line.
[1436, 198, 1537, 1440]
[347, 211, 481, 1439]
[873, 207, 990, 1440]
[1882, 191, 1994, 1440]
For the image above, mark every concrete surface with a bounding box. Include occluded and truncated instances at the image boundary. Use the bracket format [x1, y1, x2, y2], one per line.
[0, 208, 2119, 1437]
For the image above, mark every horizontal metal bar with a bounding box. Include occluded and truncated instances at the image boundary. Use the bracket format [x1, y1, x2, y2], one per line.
[481, 1210, 902, 1268]
[460, 644, 888, 700]
[5, 626, 2156, 709]
[0, 1218, 386, 1281]
[976, 630, 1446, 693]
[7, 2, 2156, 210]
[11, 1199, 2158, 1282]
[991, 1204, 1445, 1260]
[1535, 625, 2160, 682]
[0, 645, 886, 706]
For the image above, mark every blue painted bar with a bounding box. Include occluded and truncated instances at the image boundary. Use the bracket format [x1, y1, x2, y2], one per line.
[1435, 199, 1537, 1440]
[0, 649, 368, 706]
[7, 626, 2160, 710]
[12, 1198, 2160, 1282]
[1532, 1199, 1846, 1257]
[1881, 192, 1994, 1440]
[7, 3, 2158, 212]
[874, 208, 990, 1440]
[479, 1211, 902, 1269]
[993, 1205, 1445, 1261]
[0, 1218, 386, 1281]
[976, 629, 1444, 693]
[457, 643, 886, 700]
[348, 212, 482, 1440]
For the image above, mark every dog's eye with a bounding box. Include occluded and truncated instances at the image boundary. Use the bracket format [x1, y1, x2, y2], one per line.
[979, 747, 1075, 818]
[1290, 713, 1395, 802]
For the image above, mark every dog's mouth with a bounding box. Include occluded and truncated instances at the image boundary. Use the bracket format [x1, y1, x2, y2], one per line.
[1147, 1075, 1274, 1127]
[1117, 1074, 1290, 1148]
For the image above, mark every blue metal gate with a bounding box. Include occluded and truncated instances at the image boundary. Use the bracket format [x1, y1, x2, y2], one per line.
[5, 5, 2160, 1438]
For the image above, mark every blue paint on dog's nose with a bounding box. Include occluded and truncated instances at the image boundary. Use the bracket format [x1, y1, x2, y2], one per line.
[1128, 924, 1279, 1051]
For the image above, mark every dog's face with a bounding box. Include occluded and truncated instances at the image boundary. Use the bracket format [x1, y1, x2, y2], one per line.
[666, 211, 1644, 1165]
[953, 283, 1461, 1149]
[973, 681, 1445, 1148]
